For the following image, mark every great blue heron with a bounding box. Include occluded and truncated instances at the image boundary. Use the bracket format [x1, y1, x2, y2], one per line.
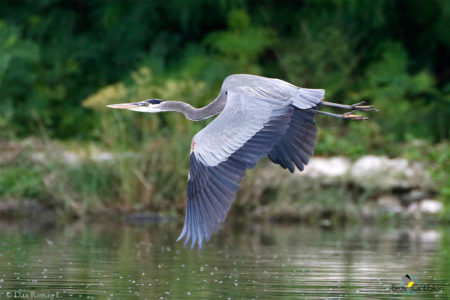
[107, 74, 376, 248]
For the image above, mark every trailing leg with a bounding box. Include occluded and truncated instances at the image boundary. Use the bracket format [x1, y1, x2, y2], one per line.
[311, 109, 368, 120]
[321, 100, 377, 112]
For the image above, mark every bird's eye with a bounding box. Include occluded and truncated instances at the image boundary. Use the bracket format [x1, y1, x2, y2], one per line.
[147, 99, 162, 105]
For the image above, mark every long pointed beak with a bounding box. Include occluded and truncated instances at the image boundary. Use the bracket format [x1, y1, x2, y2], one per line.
[106, 102, 140, 109]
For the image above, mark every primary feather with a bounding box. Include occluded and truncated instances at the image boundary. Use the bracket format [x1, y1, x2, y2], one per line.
[177, 75, 324, 248]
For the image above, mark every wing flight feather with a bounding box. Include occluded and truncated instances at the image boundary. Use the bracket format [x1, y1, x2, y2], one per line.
[177, 92, 293, 248]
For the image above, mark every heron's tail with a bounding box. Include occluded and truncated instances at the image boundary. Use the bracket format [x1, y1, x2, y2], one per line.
[291, 88, 325, 109]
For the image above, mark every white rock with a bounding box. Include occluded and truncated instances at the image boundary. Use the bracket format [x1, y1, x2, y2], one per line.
[30, 152, 46, 163]
[91, 151, 115, 162]
[61, 151, 81, 165]
[420, 199, 444, 214]
[32, 150, 81, 165]
[407, 202, 419, 214]
[296, 155, 433, 191]
[350, 155, 432, 190]
[407, 199, 443, 215]
[299, 157, 351, 179]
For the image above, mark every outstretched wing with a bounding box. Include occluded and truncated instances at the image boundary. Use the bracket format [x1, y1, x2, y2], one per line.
[268, 109, 317, 172]
[177, 92, 293, 248]
[221, 74, 324, 109]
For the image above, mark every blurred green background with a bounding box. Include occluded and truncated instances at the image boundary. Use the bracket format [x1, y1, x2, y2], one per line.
[0, 0, 449, 221]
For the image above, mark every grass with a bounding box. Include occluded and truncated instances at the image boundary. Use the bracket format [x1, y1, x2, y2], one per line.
[0, 98, 450, 222]
[0, 124, 448, 224]
[0, 164, 45, 199]
[0, 136, 191, 218]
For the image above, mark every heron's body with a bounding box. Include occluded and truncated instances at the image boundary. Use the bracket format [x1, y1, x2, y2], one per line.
[107, 74, 376, 248]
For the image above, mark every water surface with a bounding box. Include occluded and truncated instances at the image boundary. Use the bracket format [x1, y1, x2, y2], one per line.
[0, 221, 448, 299]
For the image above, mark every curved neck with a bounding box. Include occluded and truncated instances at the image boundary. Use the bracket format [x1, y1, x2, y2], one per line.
[159, 94, 226, 121]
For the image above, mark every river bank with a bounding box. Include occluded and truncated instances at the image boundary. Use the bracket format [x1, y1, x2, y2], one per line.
[0, 138, 447, 225]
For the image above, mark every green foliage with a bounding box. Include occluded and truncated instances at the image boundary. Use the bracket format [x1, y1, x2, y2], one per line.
[357, 42, 446, 142]
[402, 141, 450, 206]
[0, 0, 448, 142]
[64, 162, 119, 212]
[278, 21, 357, 95]
[315, 120, 385, 158]
[0, 0, 449, 217]
[205, 9, 275, 72]
[0, 21, 39, 80]
[0, 21, 40, 139]
[0, 164, 44, 199]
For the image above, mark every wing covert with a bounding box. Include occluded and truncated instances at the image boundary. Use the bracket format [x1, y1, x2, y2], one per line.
[177, 92, 293, 248]
[221, 74, 324, 110]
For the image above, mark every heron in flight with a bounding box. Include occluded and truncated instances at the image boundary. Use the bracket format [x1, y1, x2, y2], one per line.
[107, 74, 376, 248]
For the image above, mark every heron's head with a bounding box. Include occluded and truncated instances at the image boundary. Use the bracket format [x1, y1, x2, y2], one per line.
[107, 99, 164, 113]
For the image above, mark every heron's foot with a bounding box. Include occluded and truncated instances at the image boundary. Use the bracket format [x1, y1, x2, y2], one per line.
[343, 111, 368, 121]
[351, 101, 378, 112]
[312, 109, 369, 120]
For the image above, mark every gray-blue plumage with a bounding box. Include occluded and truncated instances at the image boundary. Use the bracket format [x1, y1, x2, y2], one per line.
[178, 93, 295, 248]
[177, 75, 323, 248]
[106, 74, 376, 249]
[268, 110, 317, 172]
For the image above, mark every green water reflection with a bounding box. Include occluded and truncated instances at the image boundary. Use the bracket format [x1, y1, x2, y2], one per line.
[0, 221, 448, 299]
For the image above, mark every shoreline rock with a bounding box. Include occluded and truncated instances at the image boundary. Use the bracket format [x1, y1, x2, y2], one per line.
[296, 155, 434, 192]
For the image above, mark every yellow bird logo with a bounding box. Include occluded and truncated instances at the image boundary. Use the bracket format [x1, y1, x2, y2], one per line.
[402, 274, 417, 289]
[400, 274, 420, 294]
